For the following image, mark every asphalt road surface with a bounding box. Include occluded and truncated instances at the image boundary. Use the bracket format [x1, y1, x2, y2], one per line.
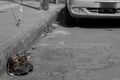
[30, 22, 120, 80]
[2, 20, 120, 80]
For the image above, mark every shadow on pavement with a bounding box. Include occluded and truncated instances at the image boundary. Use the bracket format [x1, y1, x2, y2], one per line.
[77, 18, 120, 29]
[0, 11, 6, 13]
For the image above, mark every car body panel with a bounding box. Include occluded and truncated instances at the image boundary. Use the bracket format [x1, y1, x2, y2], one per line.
[70, 0, 120, 8]
[66, 0, 120, 18]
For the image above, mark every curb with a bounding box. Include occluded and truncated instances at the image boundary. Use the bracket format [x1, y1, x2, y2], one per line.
[0, 5, 64, 76]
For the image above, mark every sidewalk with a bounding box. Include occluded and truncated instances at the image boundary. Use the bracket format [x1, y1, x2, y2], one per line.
[0, 1, 64, 77]
[0, 1, 55, 45]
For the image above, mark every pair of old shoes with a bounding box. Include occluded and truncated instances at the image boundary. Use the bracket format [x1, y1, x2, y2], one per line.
[7, 54, 33, 76]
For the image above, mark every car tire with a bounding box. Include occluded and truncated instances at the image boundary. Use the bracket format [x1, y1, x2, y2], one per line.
[64, 5, 76, 26]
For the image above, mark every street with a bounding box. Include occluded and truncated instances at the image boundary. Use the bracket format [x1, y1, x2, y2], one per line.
[27, 22, 120, 80]
[1, 19, 120, 80]
[29, 23, 120, 80]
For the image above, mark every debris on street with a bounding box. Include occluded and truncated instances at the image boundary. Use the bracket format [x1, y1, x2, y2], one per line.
[7, 54, 33, 76]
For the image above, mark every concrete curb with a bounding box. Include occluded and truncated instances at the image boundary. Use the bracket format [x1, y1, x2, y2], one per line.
[0, 5, 64, 76]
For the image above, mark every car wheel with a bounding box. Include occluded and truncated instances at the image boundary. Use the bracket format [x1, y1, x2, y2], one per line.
[64, 5, 76, 26]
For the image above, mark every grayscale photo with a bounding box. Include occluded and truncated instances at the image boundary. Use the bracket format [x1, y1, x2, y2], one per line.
[0, 0, 120, 80]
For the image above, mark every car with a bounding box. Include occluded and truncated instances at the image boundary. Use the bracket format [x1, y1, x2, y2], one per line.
[65, 0, 120, 25]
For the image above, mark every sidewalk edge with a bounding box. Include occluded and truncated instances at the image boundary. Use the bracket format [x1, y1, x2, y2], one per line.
[0, 5, 64, 76]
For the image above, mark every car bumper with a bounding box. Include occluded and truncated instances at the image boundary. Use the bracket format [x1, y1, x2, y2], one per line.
[68, 6, 120, 18]
[70, 12, 120, 18]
